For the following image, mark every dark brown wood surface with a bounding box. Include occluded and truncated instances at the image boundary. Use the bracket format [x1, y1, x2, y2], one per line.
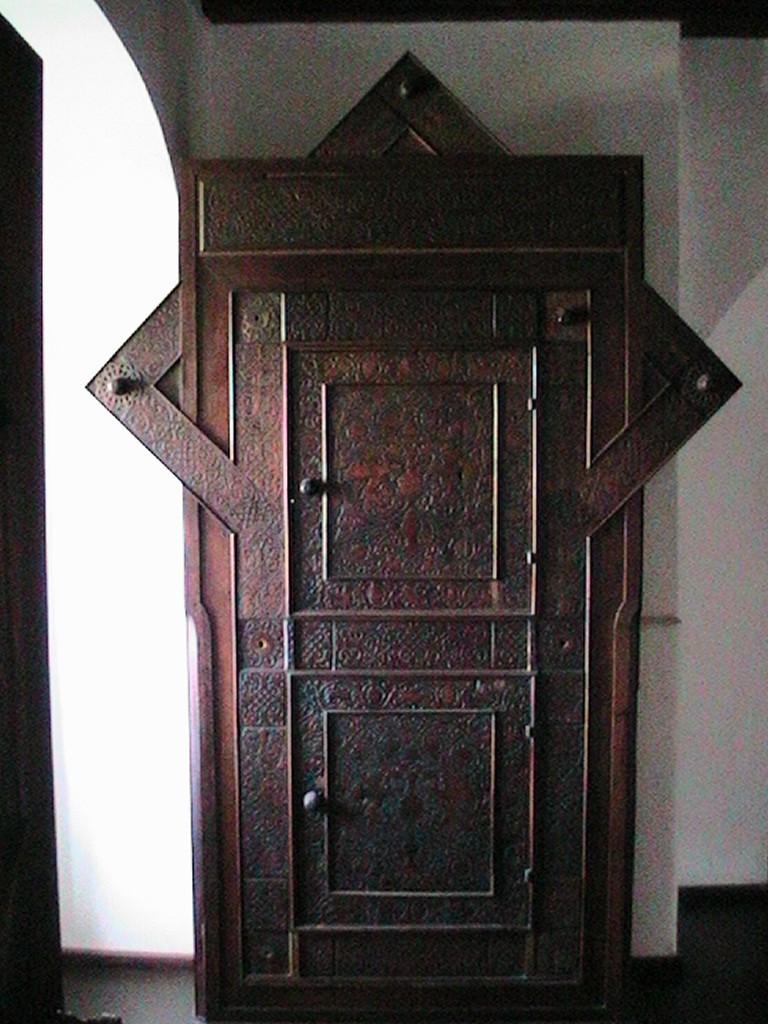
[0, 14, 62, 1022]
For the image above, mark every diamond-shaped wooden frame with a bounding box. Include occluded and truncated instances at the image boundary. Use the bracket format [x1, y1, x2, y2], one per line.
[88, 52, 740, 530]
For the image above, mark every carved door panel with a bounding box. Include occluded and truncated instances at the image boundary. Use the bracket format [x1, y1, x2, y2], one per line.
[87, 57, 740, 1024]
[288, 318, 534, 941]
[289, 340, 531, 612]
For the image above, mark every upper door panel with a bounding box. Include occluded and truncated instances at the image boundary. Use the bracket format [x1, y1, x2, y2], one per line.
[289, 317, 533, 614]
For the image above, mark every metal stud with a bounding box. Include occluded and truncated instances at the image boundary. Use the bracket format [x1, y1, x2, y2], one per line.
[108, 375, 138, 396]
[299, 477, 324, 496]
[303, 789, 323, 813]
[554, 306, 590, 327]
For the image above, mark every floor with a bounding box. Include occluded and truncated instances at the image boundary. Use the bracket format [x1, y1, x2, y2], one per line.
[62, 887, 767, 1024]
[62, 961, 196, 1024]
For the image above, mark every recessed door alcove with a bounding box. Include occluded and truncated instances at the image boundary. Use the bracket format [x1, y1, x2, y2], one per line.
[89, 55, 740, 1023]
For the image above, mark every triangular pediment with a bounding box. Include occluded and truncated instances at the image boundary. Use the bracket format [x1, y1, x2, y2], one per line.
[312, 52, 506, 159]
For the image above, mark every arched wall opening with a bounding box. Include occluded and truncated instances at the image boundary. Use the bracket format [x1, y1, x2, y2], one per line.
[0, 0, 193, 955]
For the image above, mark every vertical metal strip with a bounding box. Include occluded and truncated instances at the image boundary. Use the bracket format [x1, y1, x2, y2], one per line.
[527, 673, 536, 916]
[322, 709, 331, 898]
[321, 382, 329, 582]
[228, 290, 236, 462]
[283, 325, 293, 617]
[489, 710, 497, 897]
[286, 671, 297, 977]
[585, 291, 593, 469]
[492, 381, 500, 581]
[530, 345, 538, 617]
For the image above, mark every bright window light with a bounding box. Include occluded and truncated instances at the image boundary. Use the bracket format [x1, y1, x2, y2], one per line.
[1, 0, 193, 954]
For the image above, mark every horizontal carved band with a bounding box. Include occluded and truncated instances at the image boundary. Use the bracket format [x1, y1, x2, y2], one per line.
[290, 617, 531, 672]
[296, 928, 528, 979]
[198, 158, 630, 254]
[284, 290, 538, 345]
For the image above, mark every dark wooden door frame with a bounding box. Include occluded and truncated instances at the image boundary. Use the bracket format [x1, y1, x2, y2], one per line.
[0, 13, 63, 1023]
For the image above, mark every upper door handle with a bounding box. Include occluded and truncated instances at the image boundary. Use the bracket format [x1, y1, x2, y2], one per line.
[299, 477, 325, 496]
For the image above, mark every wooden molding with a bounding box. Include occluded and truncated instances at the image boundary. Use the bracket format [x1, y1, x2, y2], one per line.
[629, 954, 684, 984]
[678, 883, 768, 909]
[61, 949, 194, 971]
[200, 1, 768, 36]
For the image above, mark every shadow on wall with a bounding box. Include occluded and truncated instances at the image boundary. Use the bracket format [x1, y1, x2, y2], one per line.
[675, 262, 768, 887]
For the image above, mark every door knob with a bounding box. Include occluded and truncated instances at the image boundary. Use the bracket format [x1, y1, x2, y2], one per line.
[303, 789, 324, 813]
[299, 477, 325, 496]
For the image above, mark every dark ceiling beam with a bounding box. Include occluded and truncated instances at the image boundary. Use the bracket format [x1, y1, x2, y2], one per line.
[200, 1, 768, 36]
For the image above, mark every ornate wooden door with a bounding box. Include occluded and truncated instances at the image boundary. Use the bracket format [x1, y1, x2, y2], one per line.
[0, 14, 62, 1023]
[287, 289, 536, 942]
[88, 58, 739, 1023]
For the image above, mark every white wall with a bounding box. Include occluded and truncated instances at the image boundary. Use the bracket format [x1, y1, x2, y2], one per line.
[88, 0, 192, 162]
[0, 0, 193, 955]
[680, 40, 768, 339]
[8, 0, 767, 959]
[633, 463, 680, 955]
[676, 39, 768, 886]
[676, 267, 768, 886]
